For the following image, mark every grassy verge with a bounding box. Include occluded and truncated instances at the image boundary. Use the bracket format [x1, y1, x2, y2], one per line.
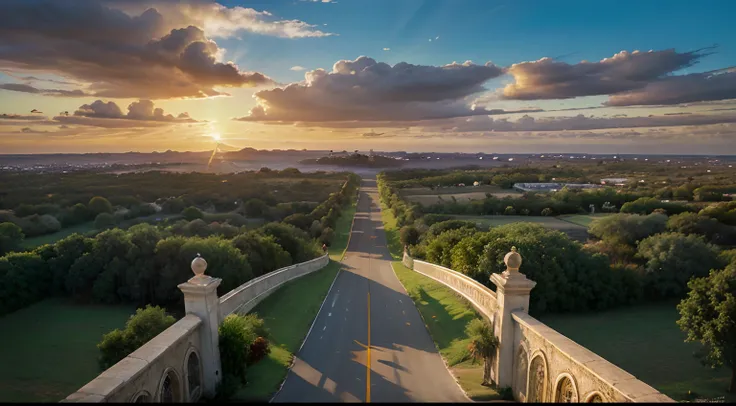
[329, 191, 358, 261]
[0, 298, 134, 402]
[233, 261, 341, 402]
[540, 302, 734, 402]
[557, 213, 613, 227]
[378, 200, 403, 260]
[391, 261, 502, 401]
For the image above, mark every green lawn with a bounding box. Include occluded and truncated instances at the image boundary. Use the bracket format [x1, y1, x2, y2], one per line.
[0, 298, 134, 402]
[379, 201, 403, 260]
[21, 222, 97, 250]
[329, 192, 358, 261]
[391, 261, 502, 401]
[539, 302, 733, 402]
[558, 213, 613, 227]
[233, 261, 342, 401]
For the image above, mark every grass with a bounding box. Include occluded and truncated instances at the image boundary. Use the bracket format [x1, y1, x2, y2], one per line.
[539, 302, 734, 402]
[0, 298, 134, 402]
[21, 221, 97, 249]
[391, 261, 502, 401]
[233, 261, 341, 402]
[329, 192, 358, 261]
[379, 200, 403, 260]
[558, 213, 613, 227]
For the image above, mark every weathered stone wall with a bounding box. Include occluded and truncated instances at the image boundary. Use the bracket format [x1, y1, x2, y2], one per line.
[219, 254, 330, 318]
[512, 312, 673, 403]
[409, 256, 498, 322]
[63, 315, 204, 403]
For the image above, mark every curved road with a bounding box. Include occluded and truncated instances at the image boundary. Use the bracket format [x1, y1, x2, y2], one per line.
[273, 178, 468, 403]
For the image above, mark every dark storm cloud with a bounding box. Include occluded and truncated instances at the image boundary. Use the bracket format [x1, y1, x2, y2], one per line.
[0, 83, 89, 97]
[0, 0, 272, 99]
[236, 56, 520, 124]
[502, 48, 712, 101]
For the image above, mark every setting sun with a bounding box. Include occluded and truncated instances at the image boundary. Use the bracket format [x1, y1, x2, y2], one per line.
[210, 133, 221, 141]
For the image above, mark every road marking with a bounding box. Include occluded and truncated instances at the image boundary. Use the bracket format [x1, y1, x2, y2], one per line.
[367, 290, 371, 403]
[328, 312, 332, 317]
[323, 326, 327, 331]
[331, 294, 339, 308]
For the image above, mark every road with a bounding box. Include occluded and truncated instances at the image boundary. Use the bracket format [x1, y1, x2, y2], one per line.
[273, 178, 468, 403]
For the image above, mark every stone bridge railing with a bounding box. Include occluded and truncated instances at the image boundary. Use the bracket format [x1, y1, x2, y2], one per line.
[63, 254, 330, 403]
[401, 248, 674, 403]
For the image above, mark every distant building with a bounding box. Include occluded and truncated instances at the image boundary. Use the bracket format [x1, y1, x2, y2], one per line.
[513, 183, 602, 193]
[601, 178, 628, 186]
[473, 181, 480, 186]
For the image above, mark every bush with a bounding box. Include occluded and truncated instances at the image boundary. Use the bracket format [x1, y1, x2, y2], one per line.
[620, 197, 693, 215]
[97, 305, 175, 370]
[638, 232, 726, 299]
[88, 196, 113, 215]
[0, 222, 24, 255]
[504, 206, 516, 215]
[94, 212, 116, 229]
[247, 337, 271, 366]
[182, 206, 204, 221]
[541, 208, 553, 216]
[218, 314, 255, 396]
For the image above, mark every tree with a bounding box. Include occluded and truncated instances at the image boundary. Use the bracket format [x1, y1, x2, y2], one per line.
[638, 232, 726, 299]
[589, 213, 667, 246]
[667, 212, 736, 246]
[0, 222, 24, 255]
[465, 319, 499, 386]
[244, 198, 268, 217]
[94, 212, 116, 229]
[88, 196, 113, 215]
[319, 227, 334, 245]
[677, 264, 736, 392]
[97, 305, 175, 370]
[399, 225, 421, 247]
[182, 206, 204, 221]
[504, 206, 516, 215]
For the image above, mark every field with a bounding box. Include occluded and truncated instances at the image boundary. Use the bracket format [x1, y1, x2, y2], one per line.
[20, 221, 97, 249]
[450, 215, 590, 242]
[540, 302, 734, 402]
[401, 185, 521, 206]
[391, 261, 503, 401]
[558, 213, 614, 227]
[328, 192, 358, 261]
[0, 298, 134, 402]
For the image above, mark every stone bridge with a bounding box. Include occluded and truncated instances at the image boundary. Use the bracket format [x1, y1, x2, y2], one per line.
[402, 248, 674, 403]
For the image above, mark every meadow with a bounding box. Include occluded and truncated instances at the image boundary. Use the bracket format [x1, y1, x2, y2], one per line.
[0, 299, 134, 402]
[401, 185, 522, 206]
[449, 214, 590, 242]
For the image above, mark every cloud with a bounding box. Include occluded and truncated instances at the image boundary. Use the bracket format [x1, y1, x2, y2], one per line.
[605, 70, 736, 106]
[0, 83, 89, 97]
[502, 48, 711, 100]
[0, 113, 45, 121]
[111, 0, 334, 39]
[236, 56, 514, 124]
[290, 66, 306, 71]
[0, 1, 273, 99]
[430, 112, 736, 133]
[19, 127, 48, 134]
[49, 99, 201, 128]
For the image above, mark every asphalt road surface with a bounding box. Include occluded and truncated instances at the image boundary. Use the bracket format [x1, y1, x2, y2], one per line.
[273, 178, 468, 403]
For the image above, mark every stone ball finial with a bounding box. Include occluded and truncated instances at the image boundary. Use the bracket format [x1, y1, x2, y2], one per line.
[504, 246, 522, 272]
[191, 254, 207, 277]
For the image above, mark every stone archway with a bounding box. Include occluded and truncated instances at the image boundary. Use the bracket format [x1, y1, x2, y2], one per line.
[514, 345, 529, 401]
[158, 368, 182, 403]
[186, 350, 202, 401]
[527, 353, 548, 403]
[585, 392, 605, 402]
[131, 390, 151, 403]
[554, 373, 579, 403]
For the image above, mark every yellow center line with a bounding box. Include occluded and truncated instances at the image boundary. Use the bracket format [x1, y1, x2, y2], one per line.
[366, 290, 371, 403]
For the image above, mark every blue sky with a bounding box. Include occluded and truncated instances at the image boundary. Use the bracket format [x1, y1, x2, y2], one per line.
[0, 0, 734, 154]
[223, 0, 735, 82]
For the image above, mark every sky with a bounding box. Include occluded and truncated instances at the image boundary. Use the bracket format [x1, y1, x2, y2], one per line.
[1, 0, 735, 155]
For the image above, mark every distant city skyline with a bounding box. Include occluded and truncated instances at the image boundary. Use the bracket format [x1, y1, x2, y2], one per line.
[1, 0, 735, 154]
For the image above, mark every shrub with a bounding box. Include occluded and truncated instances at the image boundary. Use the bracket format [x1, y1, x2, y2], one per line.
[97, 305, 175, 370]
[94, 212, 116, 229]
[0, 222, 24, 255]
[88, 196, 113, 215]
[504, 206, 516, 215]
[182, 206, 204, 221]
[541, 208, 553, 216]
[247, 337, 271, 366]
[399, 225, 421, 247]
[218, 314, 256, 397]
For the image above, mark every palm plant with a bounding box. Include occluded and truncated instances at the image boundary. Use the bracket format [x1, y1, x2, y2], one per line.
[466, 318, 500, 386]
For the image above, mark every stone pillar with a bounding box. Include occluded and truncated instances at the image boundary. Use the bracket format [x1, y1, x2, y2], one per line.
[178, 255, 222, 398]
[490, 247, 536, 388]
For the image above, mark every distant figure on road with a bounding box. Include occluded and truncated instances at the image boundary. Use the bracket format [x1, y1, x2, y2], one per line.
[322, 243, 328, 254]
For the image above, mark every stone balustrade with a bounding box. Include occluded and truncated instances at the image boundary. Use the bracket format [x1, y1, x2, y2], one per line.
[219, 254, 330, 318]
[401, 249, 675, 403]
[63, 253, 331, 403]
